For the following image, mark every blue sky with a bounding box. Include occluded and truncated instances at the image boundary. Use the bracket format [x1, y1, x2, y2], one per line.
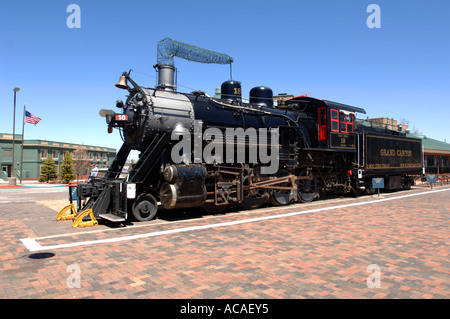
[1, 0, 449, 153]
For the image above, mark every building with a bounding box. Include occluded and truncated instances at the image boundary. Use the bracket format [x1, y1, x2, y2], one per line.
[407, 134, 450, 174]
[273, 93, 295, 108]
[366, 117, 409, 133]
[0, 133, 116, 181]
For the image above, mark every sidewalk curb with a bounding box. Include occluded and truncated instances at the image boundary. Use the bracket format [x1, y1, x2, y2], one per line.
[22, 184, 66, 188]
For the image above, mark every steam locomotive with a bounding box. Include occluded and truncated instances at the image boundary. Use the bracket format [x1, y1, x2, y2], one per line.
[57, 39, 423, 227]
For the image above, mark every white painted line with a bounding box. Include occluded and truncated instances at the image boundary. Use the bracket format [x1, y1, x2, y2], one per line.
[20, 188, 450, 252]
[20, 238, 43, 252]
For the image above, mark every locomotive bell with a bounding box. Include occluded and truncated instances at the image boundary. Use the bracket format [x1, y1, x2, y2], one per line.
[115, 75, 129, 90]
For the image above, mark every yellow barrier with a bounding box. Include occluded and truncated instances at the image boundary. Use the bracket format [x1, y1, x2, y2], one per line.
[72, 209, 98, 228]
[56, 204, 77, 221]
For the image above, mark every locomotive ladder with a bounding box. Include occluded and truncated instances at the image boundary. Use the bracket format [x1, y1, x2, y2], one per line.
[85, 132, 171, 225]
[106, 143, 132, 179]
[128, 132, 171, 185]
[57, 134, 171, 227]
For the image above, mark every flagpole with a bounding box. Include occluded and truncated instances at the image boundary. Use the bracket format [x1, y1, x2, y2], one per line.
[20, 104, 26, 184]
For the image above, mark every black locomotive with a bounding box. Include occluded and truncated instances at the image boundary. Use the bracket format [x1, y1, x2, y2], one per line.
[57, 39, 423, 227]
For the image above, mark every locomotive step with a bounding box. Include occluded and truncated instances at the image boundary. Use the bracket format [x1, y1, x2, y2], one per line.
[98, 213, 126, 222]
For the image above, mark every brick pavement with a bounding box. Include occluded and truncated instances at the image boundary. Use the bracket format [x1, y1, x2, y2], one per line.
[0, 186, 448, 299]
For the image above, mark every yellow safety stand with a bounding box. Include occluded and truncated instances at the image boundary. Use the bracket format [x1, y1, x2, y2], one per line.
[56, 203, 77, 221]
[57, 184, 80, 222]
[72, 209, 98, 228]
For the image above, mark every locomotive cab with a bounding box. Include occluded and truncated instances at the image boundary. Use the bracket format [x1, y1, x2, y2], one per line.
[283, 96, 366, 150]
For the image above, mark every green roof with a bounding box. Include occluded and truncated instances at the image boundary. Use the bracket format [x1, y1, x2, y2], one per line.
[407, 133, 450, 152]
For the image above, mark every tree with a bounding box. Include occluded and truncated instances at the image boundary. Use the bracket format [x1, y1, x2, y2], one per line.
[400, 118, 422, 135]
[39, 155, 57, 183]
[60, 151, 76, 183]
[72, 146, 91, 181]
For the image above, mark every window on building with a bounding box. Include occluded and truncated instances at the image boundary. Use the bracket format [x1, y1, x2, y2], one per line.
[52, 150, 59, 160]
[2, 149, 12, 158]
[40, 149, 48, 159]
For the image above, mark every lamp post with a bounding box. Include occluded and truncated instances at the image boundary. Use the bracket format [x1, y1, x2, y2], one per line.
[12, 87, 20, 178]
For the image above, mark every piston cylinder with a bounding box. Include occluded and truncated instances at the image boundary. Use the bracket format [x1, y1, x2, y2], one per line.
[160, 164, 207, 209]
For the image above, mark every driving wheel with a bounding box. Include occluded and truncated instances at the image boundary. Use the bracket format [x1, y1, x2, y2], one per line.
[269, 170, 294, 206]
[239, 173, 268, 210]
[297, 169, 318, 203]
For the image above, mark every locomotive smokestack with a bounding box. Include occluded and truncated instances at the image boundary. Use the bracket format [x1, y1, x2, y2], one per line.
[155, 38, 233, 92]
[157, 64, 176, 91]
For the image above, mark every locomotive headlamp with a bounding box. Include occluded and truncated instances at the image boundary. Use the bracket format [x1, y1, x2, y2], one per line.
[99, 109, 116, 124]
[136, 93, 143, 101]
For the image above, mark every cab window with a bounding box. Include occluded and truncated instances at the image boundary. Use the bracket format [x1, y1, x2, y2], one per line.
[347, 114, 354, 132]
[340, 113, 347, 132]
[339, 112, 354, 133]
[330, 109, 339, 132]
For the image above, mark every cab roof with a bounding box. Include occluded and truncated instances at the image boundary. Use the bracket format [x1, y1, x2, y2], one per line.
[286, 96, 366, 114]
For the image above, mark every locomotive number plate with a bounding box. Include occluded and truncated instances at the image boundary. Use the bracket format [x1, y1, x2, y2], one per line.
[330, 132, 356, 149]
[115, 114, 128, 121]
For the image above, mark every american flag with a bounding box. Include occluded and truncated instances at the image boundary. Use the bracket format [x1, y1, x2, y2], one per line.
[24, 110, 41, 125]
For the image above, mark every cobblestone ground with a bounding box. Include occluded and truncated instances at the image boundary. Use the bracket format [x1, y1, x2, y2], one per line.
[0, 185, 448, 300]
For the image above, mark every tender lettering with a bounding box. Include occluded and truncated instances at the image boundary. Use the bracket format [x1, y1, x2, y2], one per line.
[397, 149, 412, 157]
[380, 149, 395, 156]
[380, 149, 412, 157]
